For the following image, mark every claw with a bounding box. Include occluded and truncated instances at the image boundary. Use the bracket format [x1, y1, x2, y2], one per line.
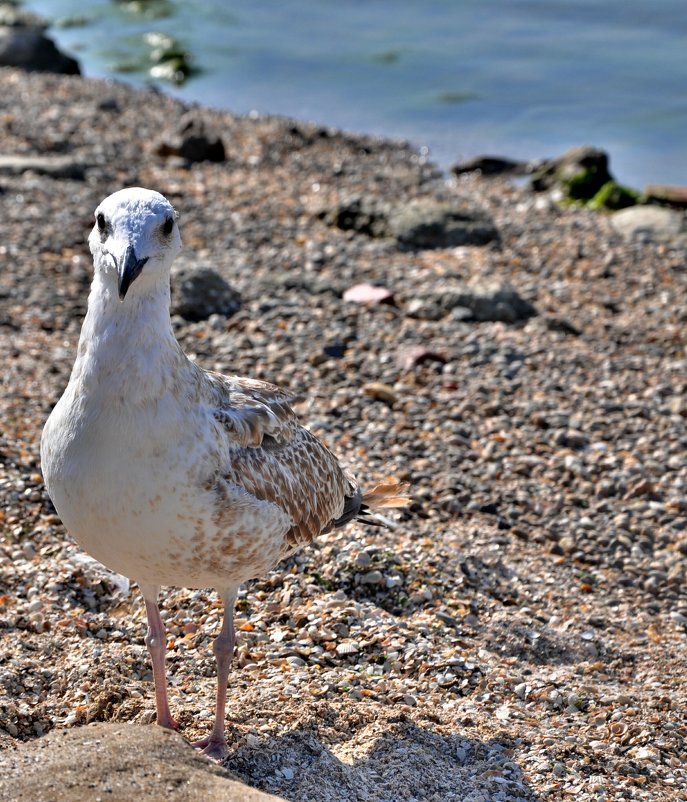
[158, 714, 180, 731]
[192, 735, 228, 761]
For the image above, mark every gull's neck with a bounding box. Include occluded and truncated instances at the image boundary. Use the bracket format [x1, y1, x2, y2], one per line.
[71, 270, 189, 403]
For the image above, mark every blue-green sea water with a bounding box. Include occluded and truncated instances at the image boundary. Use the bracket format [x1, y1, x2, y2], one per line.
[26, 0, 687, 187]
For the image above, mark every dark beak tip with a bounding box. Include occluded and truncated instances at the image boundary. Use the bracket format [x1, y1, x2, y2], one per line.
[117, 245, 148, 300]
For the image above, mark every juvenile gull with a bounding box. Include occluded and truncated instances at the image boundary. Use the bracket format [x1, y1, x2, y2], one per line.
[41, 187, 408, 759]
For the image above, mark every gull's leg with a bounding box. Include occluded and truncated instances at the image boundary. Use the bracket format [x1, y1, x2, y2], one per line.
[193, 586, 238, 760]
[140, 583, 179, 731]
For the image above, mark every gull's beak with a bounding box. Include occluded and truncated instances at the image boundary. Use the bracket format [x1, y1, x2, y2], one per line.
[117, 244, 149, 300]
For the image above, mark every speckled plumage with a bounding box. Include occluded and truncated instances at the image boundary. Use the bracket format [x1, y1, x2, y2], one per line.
[40, 188, 407, 759]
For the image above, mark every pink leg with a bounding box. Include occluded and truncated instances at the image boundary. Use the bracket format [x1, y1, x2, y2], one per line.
[142, 588, 179, 731]
[193, 587, 237, 760]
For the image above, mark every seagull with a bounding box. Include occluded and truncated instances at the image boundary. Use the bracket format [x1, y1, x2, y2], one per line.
[40, 187, 408, 760]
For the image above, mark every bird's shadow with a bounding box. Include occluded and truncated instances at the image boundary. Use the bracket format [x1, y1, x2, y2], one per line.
[222, 706, 540, 802]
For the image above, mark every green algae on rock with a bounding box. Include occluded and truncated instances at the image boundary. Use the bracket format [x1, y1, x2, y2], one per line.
[588, 181, 642, 211]
[531, 145, 613, 201]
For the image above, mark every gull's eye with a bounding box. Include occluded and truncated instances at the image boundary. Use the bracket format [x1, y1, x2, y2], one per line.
[96, 212, 106, 231]
[162, 217, 174, 236]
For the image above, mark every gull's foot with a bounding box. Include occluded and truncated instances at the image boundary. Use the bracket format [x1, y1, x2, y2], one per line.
[192, 734, 228, 761]
[158, 714, 180, 731]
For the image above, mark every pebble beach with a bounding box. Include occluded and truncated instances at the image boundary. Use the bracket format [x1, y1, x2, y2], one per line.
[0, 66, 686, 801]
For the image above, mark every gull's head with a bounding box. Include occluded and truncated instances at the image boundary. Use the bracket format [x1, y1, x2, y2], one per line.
[89, 187, 182, 301]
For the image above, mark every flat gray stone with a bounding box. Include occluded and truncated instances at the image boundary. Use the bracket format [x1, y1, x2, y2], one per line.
[405, 297, 445, 320]
[611, 206, 687, 245]
[0, 154, 89, 179]
[389, 199, 499, 249]
[0, 723, 285, 802]
[408, 282, 536, 323]
[326, 196, 498, 249]
[644, 184, 687, 208]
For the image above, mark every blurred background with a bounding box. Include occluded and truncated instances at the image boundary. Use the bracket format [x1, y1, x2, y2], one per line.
[24, 0, 687, 194]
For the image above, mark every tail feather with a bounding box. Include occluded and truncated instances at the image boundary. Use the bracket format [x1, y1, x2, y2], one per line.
[330, 477, 410, 532]
[362, 479, 411, 510]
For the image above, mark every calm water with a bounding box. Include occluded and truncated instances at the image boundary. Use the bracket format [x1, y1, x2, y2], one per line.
[27, 0, 687, 187]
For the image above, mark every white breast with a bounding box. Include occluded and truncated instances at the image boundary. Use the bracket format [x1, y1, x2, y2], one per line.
[41, 384, 292, 589]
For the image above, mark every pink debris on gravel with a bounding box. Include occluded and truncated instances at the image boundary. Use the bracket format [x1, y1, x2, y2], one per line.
[342, 283, 395, 305]
[396, 346, 448, 370]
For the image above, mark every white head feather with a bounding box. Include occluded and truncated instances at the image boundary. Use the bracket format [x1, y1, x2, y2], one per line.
[88, 187, 182, 301]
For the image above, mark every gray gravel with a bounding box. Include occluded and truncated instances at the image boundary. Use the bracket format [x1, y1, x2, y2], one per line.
[0, 67, 686, 802]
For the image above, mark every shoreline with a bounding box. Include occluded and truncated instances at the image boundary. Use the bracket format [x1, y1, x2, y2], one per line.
[12, 0, 687, 188]
[0, 66, 686, 802]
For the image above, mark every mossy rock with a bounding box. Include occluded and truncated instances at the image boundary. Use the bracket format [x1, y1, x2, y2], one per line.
[530, 147, 645, 211]
[563, 166, 610, 201]
[588, 181, 642, 211]
[531, 146, 613, 201]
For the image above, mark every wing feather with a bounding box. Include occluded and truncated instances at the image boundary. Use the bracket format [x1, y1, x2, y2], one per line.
[224, 427, 356, 546]
[206, 373, 297, 448]
[203, 373, 357, 545]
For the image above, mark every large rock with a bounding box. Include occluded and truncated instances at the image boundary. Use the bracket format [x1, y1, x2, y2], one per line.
[530, 146, 613, 201]
[155, 112, 226, 163]
[611, 206, 687, 245]
[407, 282, 537, 322]
[0, 723, 284, 802]
[389, 199, 499, 249]
[325, 196, 498, 249]
[644, 184, 687, 208]
[324, 195, 392, 238]
[171, 266, 241, 322]
[0, 8, 80, 75]
[451, 155, 532, 177]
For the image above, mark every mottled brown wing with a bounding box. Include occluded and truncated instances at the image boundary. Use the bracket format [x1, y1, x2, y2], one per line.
[223, 426, 355, 547]
[207, 373, 356, 545]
